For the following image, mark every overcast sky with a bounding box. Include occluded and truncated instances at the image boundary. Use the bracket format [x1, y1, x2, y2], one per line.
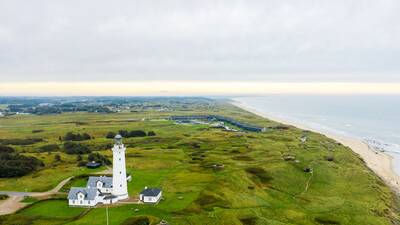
[0, 0, 399, 82]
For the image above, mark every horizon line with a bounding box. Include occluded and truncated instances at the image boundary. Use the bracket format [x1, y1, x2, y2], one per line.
[1, 81, 400, 96]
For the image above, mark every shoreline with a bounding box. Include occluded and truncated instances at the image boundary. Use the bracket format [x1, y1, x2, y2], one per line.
[231, 99, 400, 194]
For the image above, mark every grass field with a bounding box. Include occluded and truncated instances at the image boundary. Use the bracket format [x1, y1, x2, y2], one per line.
[0, 100, 399, 225]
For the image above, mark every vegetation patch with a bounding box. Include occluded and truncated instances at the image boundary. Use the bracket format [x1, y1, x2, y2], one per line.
[63, 142, 91, 154]
[232, 155, 253, 161]
[245, 167, 273, 184]
[0, 148, 44, 177]
[314, 216, 341, 225]
[120, 216, 157, 225]
[239, 217, 257, 225]
[194, 192, 230, 211]
[0, 194, 9, 200]
[39, 144, 60, 152]
[63, 132, 91, 141]
[0, 138, 43, 146]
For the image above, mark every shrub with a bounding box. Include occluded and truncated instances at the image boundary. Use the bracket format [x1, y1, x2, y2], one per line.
[0, 153, 44, 177]
[87, 153, 111, 165]
[0, 194, 9, 200]
[0, 138, 43, 145]
[63, 142, 91, 154]
[63, 132, 91, 141]
[106, 132, 116, 139]
[121, 216, 151, 225]
[32, 129, 44, 133]
[128, 130, 146, 137]
[39, 144, 60, 152]
[119, 130, 129, 138]
[147, 131, 156, 136]
[0, 145, 15, 153]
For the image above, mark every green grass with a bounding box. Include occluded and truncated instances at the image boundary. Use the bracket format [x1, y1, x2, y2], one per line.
[19, 199, 86, 219]
[0, 101, 399, 225]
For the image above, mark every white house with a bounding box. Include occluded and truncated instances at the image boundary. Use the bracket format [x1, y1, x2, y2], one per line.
[87, 176, 113, 194]
[68, 134, 129, 207]
[68, 187, 100, 207]
[139, 187, 162, 204]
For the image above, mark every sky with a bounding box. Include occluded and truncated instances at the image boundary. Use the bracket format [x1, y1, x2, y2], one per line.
[0, 0, 399, 95]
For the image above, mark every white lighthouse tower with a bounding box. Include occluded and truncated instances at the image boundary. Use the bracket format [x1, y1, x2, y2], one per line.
[111, 134, 129, 200]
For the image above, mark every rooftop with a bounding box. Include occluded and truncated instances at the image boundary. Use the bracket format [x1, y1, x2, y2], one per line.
[140, 188, 161, 197]
[87, 176, 113, 189]
[67, 187, 98, 200]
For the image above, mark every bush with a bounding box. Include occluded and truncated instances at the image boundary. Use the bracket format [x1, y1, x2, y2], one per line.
[32, 129, 44, 133]
[0, 138, 43, 145]
[119, 130, 129, 138]
[63, 142, 91, 154]
[0, 145, 15, 153]
[129, 130, 146, 137]
[115, 130, 148, 138]
[39, 144, 60, 152]
[63, 132, 91, 141]
[147, 131, 156, 136]
[0, 194, 9, 200]
[87, 153, 111, 165]
[121, 216, 151, 225]
[0, 152, 44, 178]
[106, 132, 116, 139]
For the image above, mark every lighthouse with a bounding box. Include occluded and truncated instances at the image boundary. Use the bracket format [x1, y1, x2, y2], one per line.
[111, 134, 129, 200]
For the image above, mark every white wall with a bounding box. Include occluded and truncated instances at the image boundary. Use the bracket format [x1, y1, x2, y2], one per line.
[69, 199, 97, 207]
[140, 191, 162, 204]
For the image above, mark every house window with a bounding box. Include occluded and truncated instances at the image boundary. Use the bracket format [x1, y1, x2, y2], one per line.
[80, 200, 83, 204]
[88, 201, 90, 204]
[119, 158, 121, 161]
[73, 200, 75, 204]
[119, 171, 122, 174]
[149, 197, 152, 201]
[120, 184, 122, 187]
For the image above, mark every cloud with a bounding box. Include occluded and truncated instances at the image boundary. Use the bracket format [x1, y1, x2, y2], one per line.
[0, 0, 399, 82]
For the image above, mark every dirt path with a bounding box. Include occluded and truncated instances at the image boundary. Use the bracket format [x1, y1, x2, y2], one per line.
[0, 196, 25, 215]
[0, 176, 72, 215]
[0, 167, 111, 215]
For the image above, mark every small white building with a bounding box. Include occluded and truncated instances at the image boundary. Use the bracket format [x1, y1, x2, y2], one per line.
[68, 187, 100, 207]
[140, 187, 162, 204]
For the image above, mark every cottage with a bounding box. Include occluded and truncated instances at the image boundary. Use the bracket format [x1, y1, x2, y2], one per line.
[140, 187, 162, 204]
[87, 176, 113, 194]
[86, 161, 102, 169]
[68, 187, 99, 207]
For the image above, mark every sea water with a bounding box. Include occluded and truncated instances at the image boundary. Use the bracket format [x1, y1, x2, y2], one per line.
[234, 95, 400, 175]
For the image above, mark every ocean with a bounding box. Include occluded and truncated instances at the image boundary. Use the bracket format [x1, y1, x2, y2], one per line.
[234, 95, 400, 175]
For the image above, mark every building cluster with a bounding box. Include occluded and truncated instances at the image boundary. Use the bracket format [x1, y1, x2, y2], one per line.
[170, 115, 266, 132]
[68, 135, 162, 207]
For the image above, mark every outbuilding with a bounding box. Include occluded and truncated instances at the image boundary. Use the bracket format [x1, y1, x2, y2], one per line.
[139, 187, 162, 204]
